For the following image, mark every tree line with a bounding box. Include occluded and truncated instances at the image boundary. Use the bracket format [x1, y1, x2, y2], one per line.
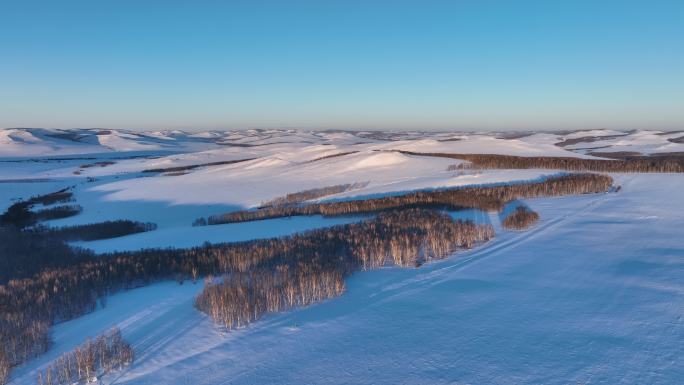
[196, 209, 494, 329]
[0, 219, 154, 384]
[0, 189, 155, 384]
[197, 182, 370, 226]
[36, 220, 157, 242]
[1, 220, 156, 284]
[0, 188, 157, 284]
[33, 205, 83, 222]
[199, 173, 613, 225]
[396, 151, 684, 173]
[36, 327, 133, 385]
[0, 226, 92, 283]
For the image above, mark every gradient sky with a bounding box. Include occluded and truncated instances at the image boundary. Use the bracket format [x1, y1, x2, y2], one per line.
[1, 0, 682, 131]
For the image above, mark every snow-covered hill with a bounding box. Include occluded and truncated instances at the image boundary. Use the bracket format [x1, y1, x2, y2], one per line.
[2, 128, 682, 159]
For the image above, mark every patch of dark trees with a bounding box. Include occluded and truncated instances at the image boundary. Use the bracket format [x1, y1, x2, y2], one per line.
[2, 204, 83, 228]
[34, 205, 83, 222]
[1, 220, 156, 284]
[501, 206, 540, 230]
[26, 190, 74, 206]
[199, 173, 613, 225]
[36, 328, 133, 385]
[79, 161, 115, 169]
[0, 226, 92, 284]
[1, 189, 75, 228]
[39, 221, 157, 242]
[74, 161, 117, 175]
[395, 150, 684, 173]
[141, 158, 255, 174]
[0, 190, 158, 384]
[0, 189, 156, 284]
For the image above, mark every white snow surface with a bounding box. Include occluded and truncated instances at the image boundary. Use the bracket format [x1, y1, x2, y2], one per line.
[90, 150, 553, 208]
[563, 130, 684, 155]
[7, 174, 683, 385]
[2, 128, 683, 385]
[2, 127, 680, 160]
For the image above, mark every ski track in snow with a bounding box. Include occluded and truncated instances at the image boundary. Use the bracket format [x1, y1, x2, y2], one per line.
[379, 180, 622, 297]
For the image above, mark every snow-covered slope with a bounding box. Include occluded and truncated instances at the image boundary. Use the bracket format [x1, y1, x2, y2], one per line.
[8, 174, 684, 385]
[90, 149, 552, 208]
[2, 128, 683, 385]
[2, 127, 681, 159]
[0, 128, 220, 158]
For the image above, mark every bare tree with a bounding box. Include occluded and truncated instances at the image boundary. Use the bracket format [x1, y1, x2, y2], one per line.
[36, 328, 133, 385]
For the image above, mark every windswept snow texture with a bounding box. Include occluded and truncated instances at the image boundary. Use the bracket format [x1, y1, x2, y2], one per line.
[2, 128, 683, 385]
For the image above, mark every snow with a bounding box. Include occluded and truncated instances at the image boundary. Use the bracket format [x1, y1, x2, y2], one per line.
[342, 152, 409, 170]
[562, 129, 628, 139]
[562, 130, 684, 155]
[119, 174, 684, 385]
[95, 131, 162, 152]
[2, 128, 683, 385]
[8, 174, 683, 385]
[90, 151, 553, 208]
[0, 128, 218, 158]
[378, 136, 590, 157]
[3, 127, 680, 162]
[0, 129, 56, 156]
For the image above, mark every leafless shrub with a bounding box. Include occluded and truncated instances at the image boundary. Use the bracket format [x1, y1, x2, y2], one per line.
[502, 206, 539, 230]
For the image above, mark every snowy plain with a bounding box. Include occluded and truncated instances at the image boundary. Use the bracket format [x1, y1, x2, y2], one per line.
[2, 128, 683, 385]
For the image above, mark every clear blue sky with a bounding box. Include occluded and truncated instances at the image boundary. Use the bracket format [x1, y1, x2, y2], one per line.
[1, 0, 682, 131]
